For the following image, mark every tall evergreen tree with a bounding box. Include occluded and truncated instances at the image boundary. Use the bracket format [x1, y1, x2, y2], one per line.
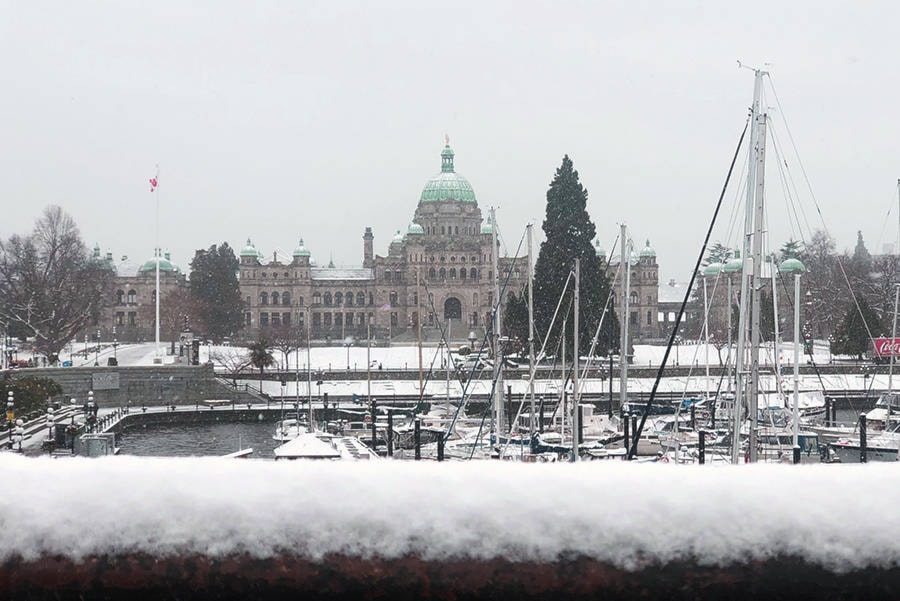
[779, 239, 803, 261]
[189, 243, 243, 342]
[831, 297, 885, 360]
[529, 155, 618, 356]
[704, 242, 732, 266]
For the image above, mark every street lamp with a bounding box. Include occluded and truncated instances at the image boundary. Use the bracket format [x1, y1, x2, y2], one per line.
[13, 418, 24, 452]
[779, 255, 806, 449]
[112, 326, 118, 362]
[468, 331, 477, 352]
[6, 391, 14, 450]
[46, 406, 55, 451]
[344, 336, 353, 370]
[94, 329, 100, 366]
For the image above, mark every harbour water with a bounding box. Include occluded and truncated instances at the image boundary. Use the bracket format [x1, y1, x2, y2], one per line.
[114, 408, 869, 459]
[117, 419, 281, 458]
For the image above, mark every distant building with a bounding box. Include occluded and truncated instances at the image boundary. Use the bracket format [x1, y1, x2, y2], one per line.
[85, 246, 187, 345]
[602, 239, 662, 341]
[238, 143, 528, 342]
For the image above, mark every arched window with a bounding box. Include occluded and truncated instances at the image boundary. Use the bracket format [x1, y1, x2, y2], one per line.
[345, 291, 354, 306]
[455, 226, 459, 235]
[324, 292, 332, 306]
[116, 290, 125, 305]
[449, 268, 456, 279]
[260, 292, 269, 305]
[260, 312, 269, 326]
[646, 310, 652, 325]
[368, 292, 374, 306]
[298, 296, 304, 306]
[356, 292, 365, 306]
[460, 268, 467, 280]
[389, 291, 398, 307]
[630, 291, 638, 304]
[282, 292, 290, 306]
[470, 268, 477, 280]
[439, 268, 446, 280]
[335, 292, 344, 307]
[473, 292, 478, 306]
[385, 271, 392, 282]
[127, 290, 136, 305]
[272, 292, 280, 306]
[312, 292, 321, 305]
[429, 267, 436, 280]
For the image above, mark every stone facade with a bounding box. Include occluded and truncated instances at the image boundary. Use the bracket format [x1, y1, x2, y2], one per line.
[605, 240, 661, 341]
[238, 144, 528, 342]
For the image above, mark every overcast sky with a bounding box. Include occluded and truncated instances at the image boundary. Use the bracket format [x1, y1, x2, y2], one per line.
[2, 1, 898, 282]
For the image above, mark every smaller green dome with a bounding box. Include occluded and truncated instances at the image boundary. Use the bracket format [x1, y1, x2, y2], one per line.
[778, 257, 807, 273]
[639, 239, 656, 258]
[723, 250, 743, 273]
[481, 221, 493, 234]
[240, 238, 257, 257]
[138, 250, 179, 274]
[594, 240, 606, 257]
[407, 222, 424, 235]
[293, 238, 311, 257]
[392, 230, 404, 243]
[703, 262, 723, 277]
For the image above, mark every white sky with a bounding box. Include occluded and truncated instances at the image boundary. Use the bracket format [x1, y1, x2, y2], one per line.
[2, 2, 898, 281]
[2, 454, 899, 570]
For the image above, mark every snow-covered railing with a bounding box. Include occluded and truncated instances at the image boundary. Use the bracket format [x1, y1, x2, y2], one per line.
[1, 456, 899, 599]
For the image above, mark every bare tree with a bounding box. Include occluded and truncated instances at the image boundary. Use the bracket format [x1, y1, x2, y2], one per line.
[265, 323, 304, 370]
[0, 206, 112, 361]
[138, 286, 207, 342]
[208, 347, 252, 377]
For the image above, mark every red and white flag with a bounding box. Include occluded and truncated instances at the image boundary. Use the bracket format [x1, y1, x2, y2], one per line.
[149, 176, 158, 192]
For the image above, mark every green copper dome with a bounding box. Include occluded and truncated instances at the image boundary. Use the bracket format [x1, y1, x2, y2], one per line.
[293, 238, 311, 257]
[639, 239, 656, 258]
[594, 240, 606, 257]
[723, 250, 743, 273]
[138, 250, 180, 274]
[407, 222, 424, 235]
[703, 262, 723, 277]
[778, 257, 806, 273]
[481, 221, 493, 234]
[419, 144, 477, 203]
[392, 230, 404, 243]
[240, 238, 258, 257]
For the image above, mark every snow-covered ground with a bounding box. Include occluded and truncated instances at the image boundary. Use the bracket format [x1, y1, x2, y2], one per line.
[1, 454, 898, 570]
[54, 340, 836, 372]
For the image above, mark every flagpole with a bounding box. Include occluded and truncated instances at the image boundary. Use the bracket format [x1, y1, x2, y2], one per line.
[153, 165, 161, 361]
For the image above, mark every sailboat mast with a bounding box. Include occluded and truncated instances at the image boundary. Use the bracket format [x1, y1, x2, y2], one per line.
[619, 225, 629, 412]
[748, 113, 768, 463]
[732, 67, 765, 464]
[573, 258, 580, 460]
[491, 207, 503, 439]
[527, 224, 536, 438]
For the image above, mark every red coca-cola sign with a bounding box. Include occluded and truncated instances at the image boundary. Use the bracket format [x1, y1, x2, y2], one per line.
[874, 338, 900, 357]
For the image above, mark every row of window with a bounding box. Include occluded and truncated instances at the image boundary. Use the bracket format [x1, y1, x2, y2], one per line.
[427, 267, 481, 281]
[114, 311, 138, 326]
[422, 225, 477, 236]
[115, 290, 155, 305]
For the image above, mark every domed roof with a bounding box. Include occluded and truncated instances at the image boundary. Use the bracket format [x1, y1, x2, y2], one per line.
[293, 238, 311, 257]
[594, 240, 606, 257]
[723, 250, 743, 273]
[419, 144, 477, 203]
[407, 222, 424, 235]
[639, 239, 656, 258]
[703, 262, 723, 277]
[138, 250, 180, 274]
[392, 230, 404, 243]
[778, 257, 806, 273]
[481, 221, 493, 234]
[240, 238, 258, 257]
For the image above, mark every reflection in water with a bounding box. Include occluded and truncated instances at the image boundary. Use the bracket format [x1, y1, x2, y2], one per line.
[116, 420, 280, 458]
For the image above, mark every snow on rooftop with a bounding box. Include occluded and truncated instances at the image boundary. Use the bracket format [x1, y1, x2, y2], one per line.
[310, 267, 373, 280]
[1, 455, 899, 572]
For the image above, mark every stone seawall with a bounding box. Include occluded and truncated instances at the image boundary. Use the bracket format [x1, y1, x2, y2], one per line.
[7, 365, 223, 408]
